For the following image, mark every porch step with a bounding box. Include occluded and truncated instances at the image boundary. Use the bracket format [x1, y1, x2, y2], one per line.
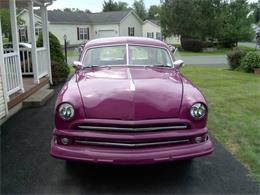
[23, 88, 54, 108]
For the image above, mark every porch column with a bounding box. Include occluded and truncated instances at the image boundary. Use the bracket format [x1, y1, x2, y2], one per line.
[9, 0, 24, 92]
[0, 20, 9, 115]
[28, 0, 40, 84]
[41, 6, 53, 84]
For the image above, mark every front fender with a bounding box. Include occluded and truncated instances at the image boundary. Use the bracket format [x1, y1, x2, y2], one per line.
[55, 74, 85, 129]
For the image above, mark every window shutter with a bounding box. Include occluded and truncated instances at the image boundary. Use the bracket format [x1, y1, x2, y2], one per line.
[18, 29, 21, 42]
[133, 28, 135, 36]
[128, 27, 130, 36]
[87, 28, 89, 40]
[25, 27, 28, 42]
[77, 27, 80, 40]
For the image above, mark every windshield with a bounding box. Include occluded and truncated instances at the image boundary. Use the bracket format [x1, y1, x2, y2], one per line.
[82, 45, 173, 67]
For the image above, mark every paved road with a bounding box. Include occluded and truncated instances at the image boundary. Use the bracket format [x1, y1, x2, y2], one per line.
[238, 42, 258, 49]
[1, 86, 259, 194]
[180, 55, 227, 67]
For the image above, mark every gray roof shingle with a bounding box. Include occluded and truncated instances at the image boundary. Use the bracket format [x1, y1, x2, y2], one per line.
[35, 10, 132, 25]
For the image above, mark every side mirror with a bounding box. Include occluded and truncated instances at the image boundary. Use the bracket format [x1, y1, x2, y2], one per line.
[173, 59, 184, 69]
[73, 61, 83, 70]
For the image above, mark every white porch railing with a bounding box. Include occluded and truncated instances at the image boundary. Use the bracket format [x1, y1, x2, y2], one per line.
[20, 48, 33, 75]
[3, 52, 23, 96]
[36, 47, 48, 79]
[4, 48, 33, 75]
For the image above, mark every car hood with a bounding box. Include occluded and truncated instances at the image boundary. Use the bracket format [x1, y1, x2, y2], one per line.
[76, 67, 183, 120]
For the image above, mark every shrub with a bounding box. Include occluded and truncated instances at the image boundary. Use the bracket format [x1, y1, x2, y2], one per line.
[51, 61, 70, 85]
[181, 38, 203, 52]
[240, 52, 260, 73]
[37, 32, 69, 85]
[227, 49, 246, 70]
[37, 32, 65, 64]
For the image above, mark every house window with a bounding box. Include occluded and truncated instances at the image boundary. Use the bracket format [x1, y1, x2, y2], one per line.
[35, 26, 42, 36]
[156, 32, 162, 40]
[128, 27, 135, 36]
[78, 27, 89, 40]
[19, 27, 28, 42]
[147, 32, 154, 38]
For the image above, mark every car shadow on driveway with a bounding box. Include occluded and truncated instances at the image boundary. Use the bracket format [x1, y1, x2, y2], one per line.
[1, 85, 259, 194]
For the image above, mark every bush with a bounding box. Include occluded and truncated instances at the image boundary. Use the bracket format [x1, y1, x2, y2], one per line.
[240, 52, 260, 73]
[227, 49, 246, 70]
[37, 32, 69, 85]
[51, 61, 70, 85]
[181, 38, 203, 52]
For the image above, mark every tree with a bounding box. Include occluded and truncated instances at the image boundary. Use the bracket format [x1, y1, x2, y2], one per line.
[161, 0, 202, 39]
[118, 1, 129, 10]
[251, 0, 260, 23]
[103, 0, 129, 12]
[63, 8, 91, 13]
[0, 8, 24, 41]
[148, 5, 161, 20]
[132, 0, 147, 20]
[161, 0, 253, 48]
[218, 0, 253, 47]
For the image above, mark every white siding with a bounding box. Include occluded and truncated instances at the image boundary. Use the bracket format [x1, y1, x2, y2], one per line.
[119, 13, 142, 37]
[92, 24, 119, 39]
[49, 24, 91, 45]
[0, 73, 7, 120]
[142, 21, 161, 38]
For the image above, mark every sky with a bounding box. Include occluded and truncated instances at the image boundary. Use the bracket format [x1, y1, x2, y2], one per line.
[49, 0, 259, 12]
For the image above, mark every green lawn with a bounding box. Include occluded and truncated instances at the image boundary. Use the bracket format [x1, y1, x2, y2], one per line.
[181, 66, 260, 181]
[65, 49, 80, 57]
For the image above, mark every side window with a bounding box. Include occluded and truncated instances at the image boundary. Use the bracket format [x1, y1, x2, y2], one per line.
[156, 50, 164, 65]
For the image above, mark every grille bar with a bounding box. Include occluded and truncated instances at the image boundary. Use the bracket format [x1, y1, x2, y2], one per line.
[76, 125, 188, 132]
[75, 139, 190, 148]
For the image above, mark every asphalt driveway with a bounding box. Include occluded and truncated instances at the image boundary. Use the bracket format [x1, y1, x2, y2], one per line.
[1, 86, 259, 194]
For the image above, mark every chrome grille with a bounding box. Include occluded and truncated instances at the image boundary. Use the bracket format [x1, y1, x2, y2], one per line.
[75, 123, 189, 132]
[74, 139, 190, 148]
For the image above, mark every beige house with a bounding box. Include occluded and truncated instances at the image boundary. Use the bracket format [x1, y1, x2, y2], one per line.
[143, 19, 181, 45]
[143, 20, 162, 40]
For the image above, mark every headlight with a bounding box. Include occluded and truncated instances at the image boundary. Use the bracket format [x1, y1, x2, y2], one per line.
[190, 103, 206, 119]
[58, 103, 75, 120]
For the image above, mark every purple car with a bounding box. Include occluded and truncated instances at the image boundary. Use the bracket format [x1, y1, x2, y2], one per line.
[50, 37, 213, 165]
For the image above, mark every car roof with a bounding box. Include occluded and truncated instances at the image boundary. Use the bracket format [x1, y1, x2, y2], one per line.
[85, 37, 169, 49]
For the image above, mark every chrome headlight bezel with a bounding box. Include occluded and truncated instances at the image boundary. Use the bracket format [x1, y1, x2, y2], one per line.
[58, 103, 75, 120]
[190, 102, 207, 120]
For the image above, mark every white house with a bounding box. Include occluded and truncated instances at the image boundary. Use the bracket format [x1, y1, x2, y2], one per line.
[18, 9, 144, 46]
[0, 0, 53, 125]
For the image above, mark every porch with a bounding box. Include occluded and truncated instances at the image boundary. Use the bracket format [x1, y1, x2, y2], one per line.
[8, 77, 49, 109]
[0, 0, 54, 122]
